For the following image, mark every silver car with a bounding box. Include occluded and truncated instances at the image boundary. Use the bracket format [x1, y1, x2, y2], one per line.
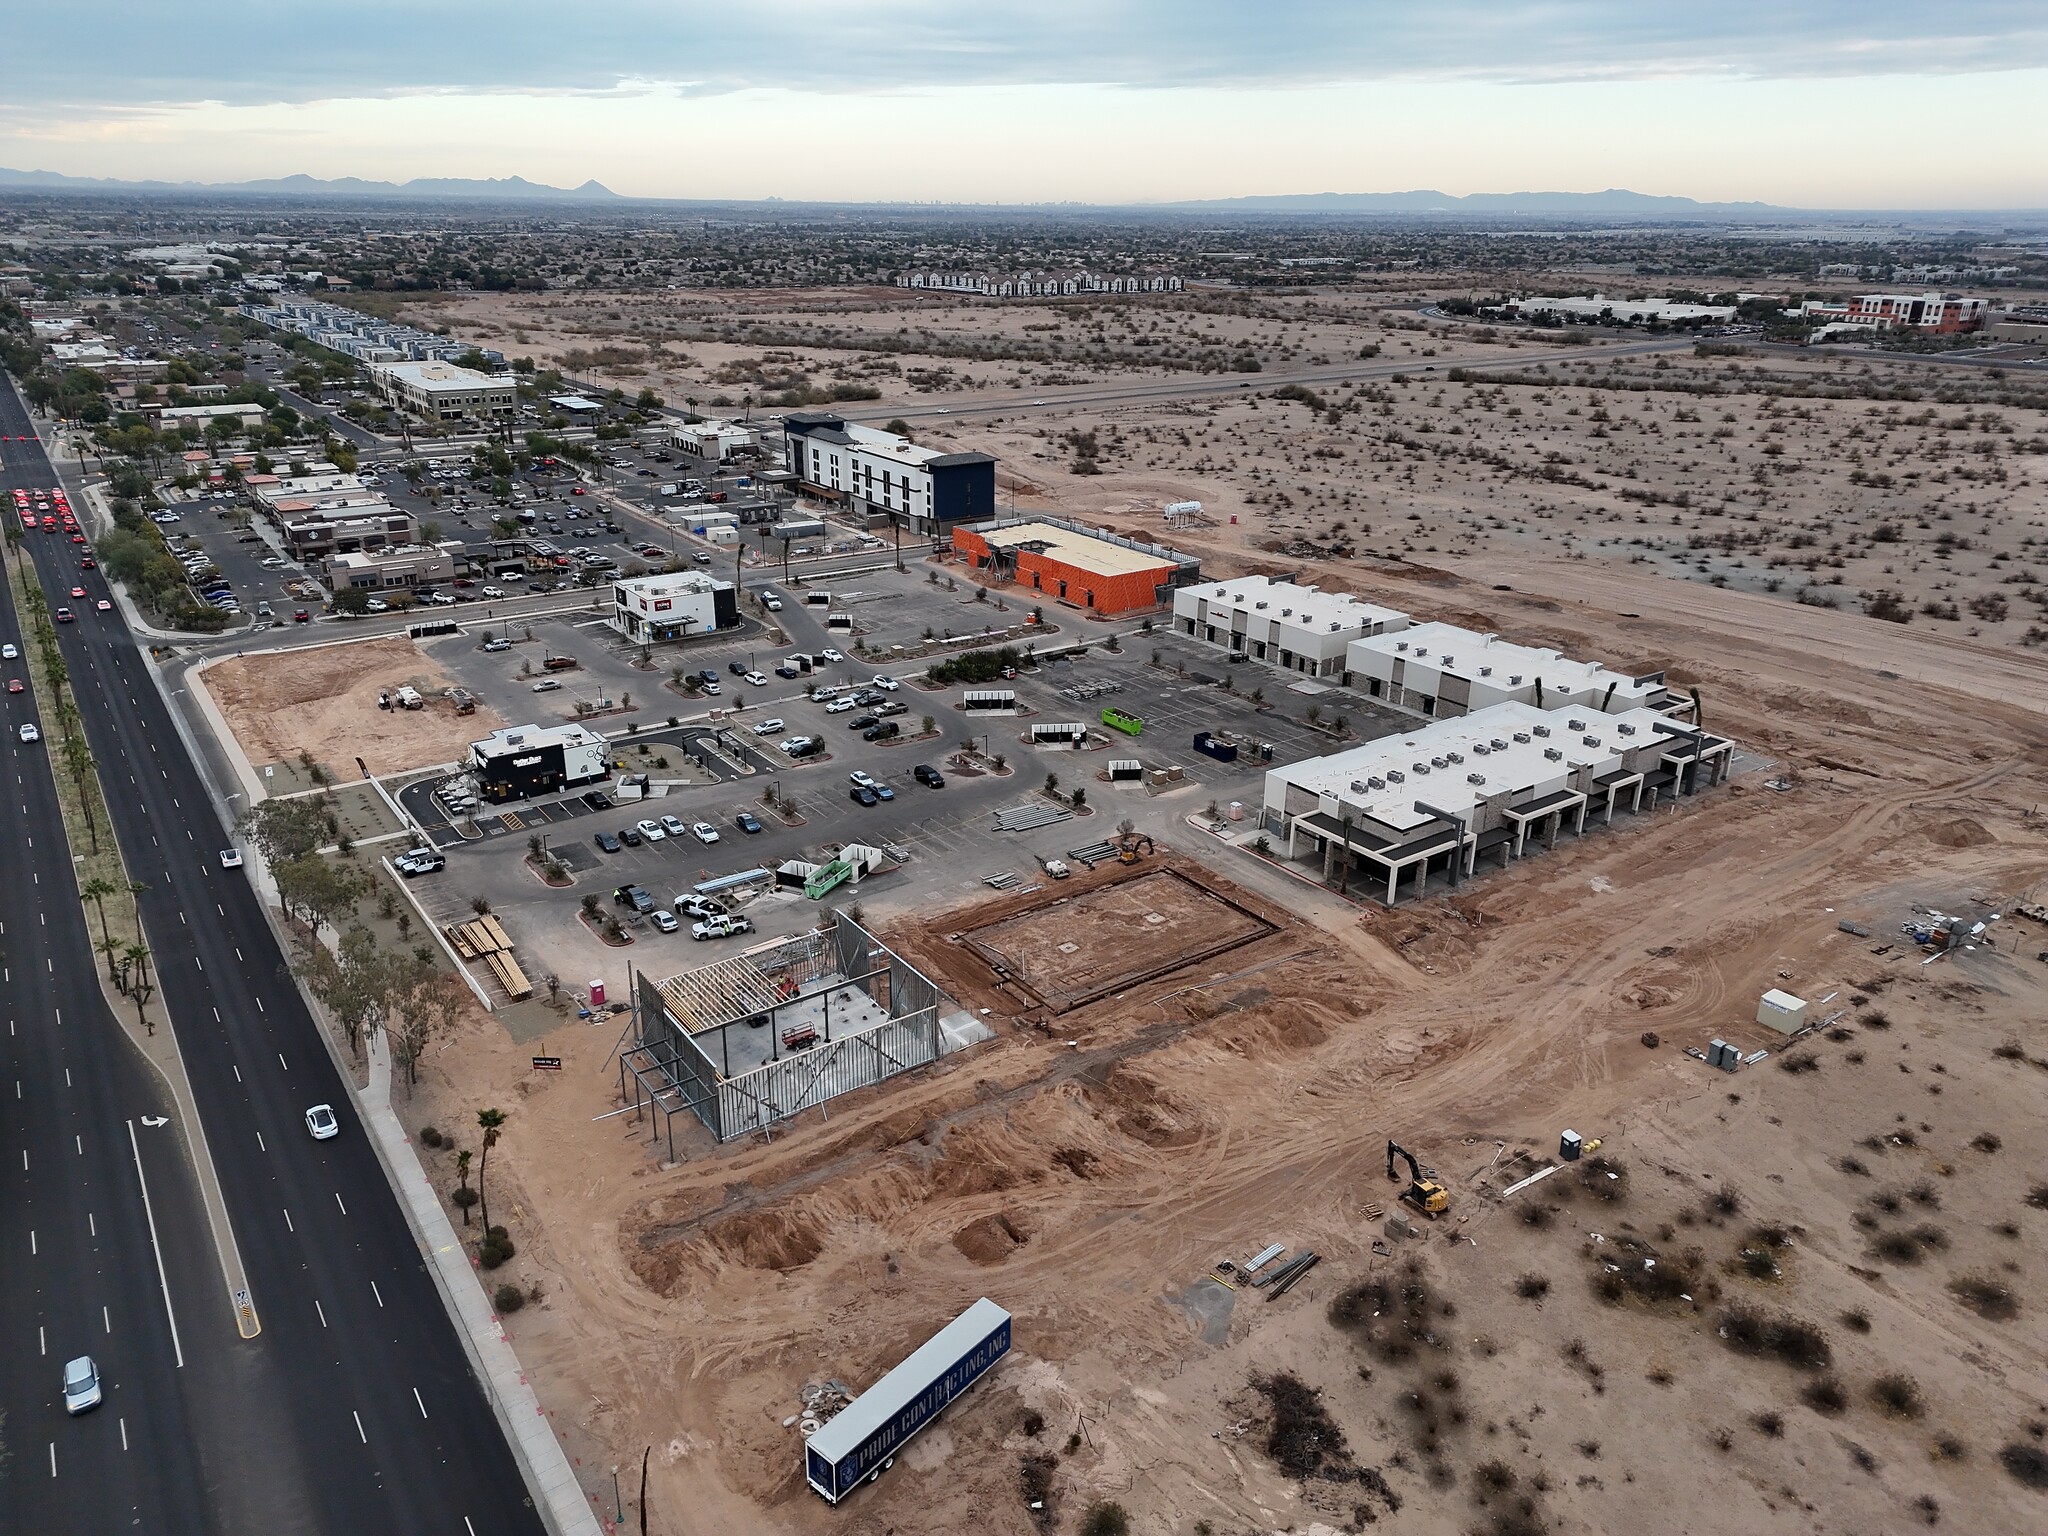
[63, 1355, 102, 1415]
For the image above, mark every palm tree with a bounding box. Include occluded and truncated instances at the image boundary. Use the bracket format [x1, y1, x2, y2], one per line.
[127, 879, 150, 928]
[80, 877, 118, 973]
[455, 1148, 474, 1226]
[474, 1107, 507, 1236]
[123, 943, 154, 1035]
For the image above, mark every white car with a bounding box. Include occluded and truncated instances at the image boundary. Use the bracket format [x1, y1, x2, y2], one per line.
[743, 670, 767, 686]
[18, 722, 39, 744]
[824, 698, 856, 714]
[848, 770, 876, 789]
[821, 648, 845, 663]
[304, 1104, 339, 1140]
[636, 818, 666, 841]
[219, 848, 243, 869]
[260, 556, 286, 569]
[0, 643, 16, 660]
[481, 585, 505, 599]
[531, 678, 561, 692]
[870, 675, 900, 691]
[650, 909, 680, 934]
[779, 736, 813, 753]
[62, 1355, 102, 1416]
[659, 814, 688, 838]
[690, 821, 719, 844]
[751, 717, 785, 735]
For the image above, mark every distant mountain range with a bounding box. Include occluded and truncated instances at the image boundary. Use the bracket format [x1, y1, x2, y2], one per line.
[0, 167, 618, 201]
[1160, 188, 1788, 217]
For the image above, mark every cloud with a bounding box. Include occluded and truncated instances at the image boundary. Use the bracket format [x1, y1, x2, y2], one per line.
[12, 1, 2048, 110]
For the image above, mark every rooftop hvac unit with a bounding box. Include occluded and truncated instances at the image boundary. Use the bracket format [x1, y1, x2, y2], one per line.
[1584, 736, 1602, 748]
[1479, 665, 1493, 677]
[1386, 769, 1405, 783]
[1431, 756, 1447, 768]
[1351, 779, 1368, 793]
[1468, 773, 1487, 785]
[1544, 747, 1563, 761]
[1368, 775, 1386, 789]
[1413, 763, 1431, 774]
[1513, 732, 1530, 744]
[1473, 743, 1490, 756]
[1491, 738, 1509, 750]
[1395, 640, 1410, 652]
[1533, 725, 1551, 737]
[1446, 751, 1465, 764]
[1255, 600, 1268, 610]
[1329, 621, 1344, 631]
[1618, 723, 1636, 736]
[1509, 674, 1523, 685]
[1441, 654, 1455, 665]
[1569, 718, 1586, 730]
[1280, 608, 1293, 618]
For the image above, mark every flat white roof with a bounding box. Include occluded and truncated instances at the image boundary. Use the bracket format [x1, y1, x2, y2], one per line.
[1182, 574, 1406, 634]
[975, 520, 1179, 579]
[375, 360, 508, 393]
[842, 423, 948, 469]
[613, 571, 729, 598]
[1349, 621, 1656, 703]
[1271, 700, 1673, 834]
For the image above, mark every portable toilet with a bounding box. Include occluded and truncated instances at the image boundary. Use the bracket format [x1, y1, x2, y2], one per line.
[589, 979, 606, 1008]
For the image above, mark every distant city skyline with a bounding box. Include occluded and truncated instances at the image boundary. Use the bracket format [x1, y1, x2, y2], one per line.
[4, 3, 2044, 209]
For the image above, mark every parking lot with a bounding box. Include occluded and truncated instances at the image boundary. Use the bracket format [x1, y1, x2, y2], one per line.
[383, 615, 1405, 999]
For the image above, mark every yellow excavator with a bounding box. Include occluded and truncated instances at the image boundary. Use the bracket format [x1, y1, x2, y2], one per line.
[1116, 831, 1155, 865]
[1387, 1140, 1450, 1217]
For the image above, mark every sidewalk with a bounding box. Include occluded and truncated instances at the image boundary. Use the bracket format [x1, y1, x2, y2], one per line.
[354, 1026, 604, 1536]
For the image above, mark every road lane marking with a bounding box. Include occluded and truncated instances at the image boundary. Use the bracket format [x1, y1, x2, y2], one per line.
[353, 1410, 366, 1444]
[371, 1280, 383, 1308]
[413, 1387, 427, 1418]
[120, 1418, 128, 1451]
[255, 1131, 264, 1152]
[88, 1212, 95, 1236]
[103, 1305, 110, 1333]
[315, 1299, 326, 1328]
[29, 1229, 34, 1254]
[283, 1208, 293, 1232]
[335, 1192, 348, 1216]
[39, 1324, 45, 1354]
[278, 1054, 288, 1071]
[49, 1442, 55, 1478]
[232, 1064, 241, 1083]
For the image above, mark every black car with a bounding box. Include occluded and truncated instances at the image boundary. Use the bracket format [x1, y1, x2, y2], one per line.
[697, 669, 720, 686]
[594, 830, 623, 853]
[863, 721, 900, 742]
[618, 825, 644, 847]
[734, 811, 763, 834]
[849, 785, 879, 808]
[848, 714, 878, 731]
[614, 884, 655, 914]
[583, 789, 613, 810]
[913, 764, 945, 788]
[728, 660, 748, 676]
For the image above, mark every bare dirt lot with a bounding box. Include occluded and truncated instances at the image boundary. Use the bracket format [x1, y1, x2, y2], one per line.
[199, 634, 505, 779]
[959, 865, 1280, 1013]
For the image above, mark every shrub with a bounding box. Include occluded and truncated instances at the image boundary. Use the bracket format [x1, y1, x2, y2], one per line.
[1515, 1274, 1551, 1301]
[1019, 1409, 1045, 1437]
[1251, 1371, 1349, 1478]
[419, 1125, 443, 1147]
[1801, 1376, 1848, 1415]
[451, 1186, 479, 1210]
[1871, 1373, 1925, 1419]
[1080, 1502, 1130, 1536]
[494, 1283, 526, 1313]
[1999, 1442, 2048, 1489]
[1948, 1274, 2019, 1321]
[1717, 1305, 1832, 1370]
[1752, 1411, 1785, 1438]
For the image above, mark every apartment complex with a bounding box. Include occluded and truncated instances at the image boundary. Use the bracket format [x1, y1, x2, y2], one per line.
[1797, 293, 1988, 333]
[950, 516, 1201, 615]
[782, 414, 995, 535]
[236, 298, 498, 364]
[1173, 575, 1408, 678]
[1262, 700, 1733, 904]
[367, 360, 517, 422]
[897, 270, 1182, 297]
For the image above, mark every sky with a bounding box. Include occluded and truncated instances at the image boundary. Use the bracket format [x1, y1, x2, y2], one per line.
[4, 2, 2045, 207]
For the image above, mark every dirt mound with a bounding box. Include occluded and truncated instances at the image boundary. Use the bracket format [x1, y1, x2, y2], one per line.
[1922, 816, 1996, 849]
[953, 1211, 1031, 1265]
[1086, 1065, 1211, 1149]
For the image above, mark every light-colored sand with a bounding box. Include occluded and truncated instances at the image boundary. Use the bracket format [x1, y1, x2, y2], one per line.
[200, 635, 505, 779]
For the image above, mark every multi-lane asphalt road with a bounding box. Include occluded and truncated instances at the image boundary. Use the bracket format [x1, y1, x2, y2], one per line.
[0, 375, 550, 1533]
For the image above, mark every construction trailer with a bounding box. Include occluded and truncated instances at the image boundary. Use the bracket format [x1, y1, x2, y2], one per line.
[805, 1299, 1011, 1503]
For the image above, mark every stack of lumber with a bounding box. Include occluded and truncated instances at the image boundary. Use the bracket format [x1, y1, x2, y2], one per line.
[444, 914, 533, 1000]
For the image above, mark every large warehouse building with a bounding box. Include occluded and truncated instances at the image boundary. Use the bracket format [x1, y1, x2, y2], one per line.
[782, 413, 996, 535]
[1261, 699, 1733, 904]
[951, 516, 1200, 614]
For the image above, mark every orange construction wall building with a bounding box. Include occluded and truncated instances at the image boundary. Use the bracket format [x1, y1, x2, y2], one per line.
[952, 526, 1174, 614]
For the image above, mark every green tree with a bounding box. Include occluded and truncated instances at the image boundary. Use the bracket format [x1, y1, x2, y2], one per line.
[475, 1108, 508, 1237]
[79, 877, 119, 975]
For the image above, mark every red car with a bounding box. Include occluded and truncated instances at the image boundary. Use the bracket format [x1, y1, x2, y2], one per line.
[79, 556, 96, 569]
[570, 486, 585, 495]
[70, 586, 86, 599]
[71, 535, 86, 545]
[5, 679, 21, 694]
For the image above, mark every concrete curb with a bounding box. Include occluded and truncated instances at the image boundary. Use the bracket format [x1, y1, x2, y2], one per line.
[352, 1030, 603, 1536]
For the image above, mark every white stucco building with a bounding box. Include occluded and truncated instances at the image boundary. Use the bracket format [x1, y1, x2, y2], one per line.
[1343, 622, 1682, 719]
[1172, 575, 1408, 677]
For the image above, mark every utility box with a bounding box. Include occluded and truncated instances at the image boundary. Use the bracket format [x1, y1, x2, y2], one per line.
[1708, 1038, 1738, 1071]
[1756, 989, 1808, 1035]
[1560, 1129, 1583, 1162]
